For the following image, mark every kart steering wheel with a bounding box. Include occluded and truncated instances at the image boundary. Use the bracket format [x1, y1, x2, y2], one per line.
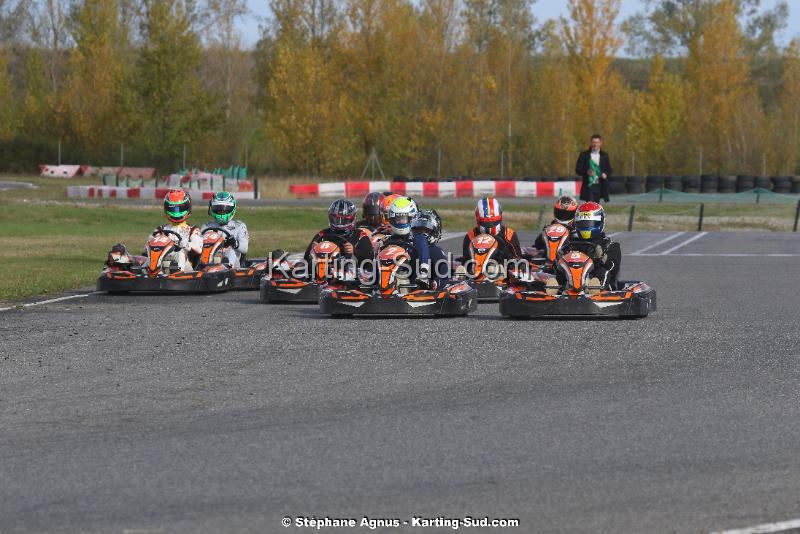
[153, 228, 183, 243]
[201, 226, 233, 239]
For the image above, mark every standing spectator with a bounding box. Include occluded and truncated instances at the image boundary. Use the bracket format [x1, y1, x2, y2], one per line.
[575, 134, 612, 203]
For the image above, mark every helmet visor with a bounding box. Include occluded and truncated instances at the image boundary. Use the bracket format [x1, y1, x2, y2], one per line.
[575, 219, 601, 230]
[165, 203, 189, 217]
[330, 214, 355, 227]
[390, 213, 412, 228]
[211, 203, 235, 215]
[555, 207, 576, 222]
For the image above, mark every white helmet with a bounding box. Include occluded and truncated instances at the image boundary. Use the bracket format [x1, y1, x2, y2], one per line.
[387, 196, 418, 236]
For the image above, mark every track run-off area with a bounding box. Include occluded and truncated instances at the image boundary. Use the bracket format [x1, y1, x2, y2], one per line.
[1, 231, 799, 533]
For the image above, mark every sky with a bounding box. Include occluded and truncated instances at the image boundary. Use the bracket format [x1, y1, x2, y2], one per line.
[239, 0, 800, 49]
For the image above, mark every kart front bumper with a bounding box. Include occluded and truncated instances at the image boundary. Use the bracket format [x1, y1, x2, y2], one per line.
[97, 268, 232, 294]
[319, 284, 477, 317]
[499, 282, 656, 318]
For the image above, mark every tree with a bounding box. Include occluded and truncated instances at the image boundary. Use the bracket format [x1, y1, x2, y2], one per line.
[624, 0, 788, 57]
[62, 0, 133, 162]
[627, 55, 686, 174]
[0, 48, 16, 141]
[685, 0, 756, 173]
[561, 0, 631, 154]
[136, 0, 217, 167]
[769, 39, 800, 173]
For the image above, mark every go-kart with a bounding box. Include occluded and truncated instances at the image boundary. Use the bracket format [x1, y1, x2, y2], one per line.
[97, 227, 233, 293]
[499, 249, 656, 318]
[319, 242, 477, 317]
[260, 236, 353, 303]
[457, 233, 527, 302]
[200, 227, 268, 290]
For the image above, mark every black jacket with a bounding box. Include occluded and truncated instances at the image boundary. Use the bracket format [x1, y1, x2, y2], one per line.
[563, 234, 621, 288]
[575, 149, 612, 202]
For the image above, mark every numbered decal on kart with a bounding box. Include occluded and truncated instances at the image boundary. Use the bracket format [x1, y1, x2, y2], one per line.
[546, 225, 568, 237]
[565, 251, 585, 262]
[318, 242, 336, 251]
[472, 234, 496, 247]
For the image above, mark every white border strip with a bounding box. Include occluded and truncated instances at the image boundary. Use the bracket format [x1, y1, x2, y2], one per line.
[0, 292, 96, 312]
[636, 253, 800, 257]
[660, 231, 708, 255]
[711, 518, 800, 534]
[630, 232, 685, 256]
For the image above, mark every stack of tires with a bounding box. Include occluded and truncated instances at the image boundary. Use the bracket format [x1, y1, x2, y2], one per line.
[645, 175, 664, 192]
[771, 176, 792, 194]
[608, 175, 628, 195]
[700, 174, 719, 193]
[665, 175, 684, 191]
[682, 175, 701, 193]
[627, 176, 645, 194]
[718, 175, 737, 193]
[736, 175, 756, 192]
[754, 176, 772, 190]
[792, 176, 800, 194]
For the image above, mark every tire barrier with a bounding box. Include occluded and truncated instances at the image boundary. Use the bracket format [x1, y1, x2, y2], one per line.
[737, 175, 756, 192]
[718, 175, 737, 193]
[700, 174, 719, 193]
[682, 175, 701, 193]
[772, 176, 792, 194]
[755, 176, 773, 190]
[792, 176, 800, 194]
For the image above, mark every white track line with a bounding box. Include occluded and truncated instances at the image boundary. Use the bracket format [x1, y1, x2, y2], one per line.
[0, 291, 97, 312]
[660, 231, 708, 255]
[710, 517, 800, 534]
[440, 232, 462, 242]
[629, 232, 685, 255]
[607, 232, 621, 238]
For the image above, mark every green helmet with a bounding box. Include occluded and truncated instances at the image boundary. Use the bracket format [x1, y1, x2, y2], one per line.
[208, 191, 237, 224]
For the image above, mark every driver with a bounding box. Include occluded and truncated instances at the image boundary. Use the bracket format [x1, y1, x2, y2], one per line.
[355, 192, 385, 233]
[412, 209, 449, 286]
[462, 196, 521, 261]
[200, 191, 249, 269]
[304, 199, 372, 266]
[533, 195, 578, 250]
[380, 196, 432, 286]
[153, 189, 202, 272]
[562, 202, 621, 289]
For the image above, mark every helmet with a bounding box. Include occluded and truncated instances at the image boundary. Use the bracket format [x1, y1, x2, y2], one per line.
[328, 199, 356, 234]
[387, 196, 418, 236]
[412, 209, 442, 245]
[362, 192, 384, 227]
[553, 195, 578, 225]
[208, 191, 237, 224]
[381, 193, 401, 224]
[164, 189, 191, 223]
[475, 196, 503, 236]
[575, 201, 605, 239]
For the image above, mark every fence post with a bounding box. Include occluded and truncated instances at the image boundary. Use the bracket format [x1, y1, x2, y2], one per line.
[254, 177, 259, 200]
[756, 190, 761, 204]
[794, 199, 800, 232]
[698, 203, 705, 232]
[536, 204, 545, 229]
[628, 205, 636, 232]
[659, 179, 664, 202]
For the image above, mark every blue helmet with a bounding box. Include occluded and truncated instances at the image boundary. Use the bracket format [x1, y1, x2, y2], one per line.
[575, 202, 605, 239]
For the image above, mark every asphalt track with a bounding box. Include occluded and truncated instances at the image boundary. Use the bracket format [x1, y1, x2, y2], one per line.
[1, 231, 799, 534]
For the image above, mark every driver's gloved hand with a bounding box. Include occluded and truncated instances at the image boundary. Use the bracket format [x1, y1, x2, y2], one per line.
[224, 236, 238, 249]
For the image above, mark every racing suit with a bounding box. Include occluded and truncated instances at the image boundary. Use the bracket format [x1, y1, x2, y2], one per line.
[462, 226, 521, 261]
[379, 234, 428, 287]
[201, 219, 249, 269]
[354, 219, 381, 233]
[305, 228, 373, 269]
[533, 220, 577, 251]
[562, 233, 621, 289]
[151, 223, 202, 272]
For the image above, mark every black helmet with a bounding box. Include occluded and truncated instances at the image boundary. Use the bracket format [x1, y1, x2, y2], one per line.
[362, 192, 384, 227]
[411, 209, 442, 245]
[328, 199, 356, 234]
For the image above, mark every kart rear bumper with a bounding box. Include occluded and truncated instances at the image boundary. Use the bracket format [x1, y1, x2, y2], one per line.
[260, 278, 321, 303]
[229, 261, 268, 290]
[499, 282, 656, 318]
[97, 269, 232, 293]
[469, 279, 505, 302]
[319, 284, 477, 316]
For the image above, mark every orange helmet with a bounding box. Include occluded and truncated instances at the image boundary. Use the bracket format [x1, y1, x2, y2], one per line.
[553, 195, 578, 225]
[380, 193, 401, 225]
[164, 189, 191, 223]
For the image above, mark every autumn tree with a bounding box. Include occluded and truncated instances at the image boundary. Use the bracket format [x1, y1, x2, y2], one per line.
[769, 39, 800, 173]
[136, 0, 217, 167]
[62, 0, 133, 162]
[627, 55, 686, 174]
[686, 0, 756, 173]
[0, 48, 15, 141]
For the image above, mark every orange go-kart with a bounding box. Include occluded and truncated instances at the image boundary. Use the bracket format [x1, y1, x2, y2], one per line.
[458, 233, 533, 302]
[199, 227, 268, 290]
[319, 242, 477, 317]
[499, 249, 656, 319]
[97, 227, 232, 294]
[260, 236, 354, 303]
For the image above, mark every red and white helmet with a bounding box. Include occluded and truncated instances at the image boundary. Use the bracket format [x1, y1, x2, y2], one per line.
[575, 202, 606, 239]
[475, 196, 503, 236]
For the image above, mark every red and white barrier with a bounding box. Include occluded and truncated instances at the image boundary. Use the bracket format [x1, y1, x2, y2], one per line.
[40, 165, 85, 178]
[66, 186, 256, 200]
[289, 180, 581, 198]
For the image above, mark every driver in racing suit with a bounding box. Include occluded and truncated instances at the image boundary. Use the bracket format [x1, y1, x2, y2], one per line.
[304, 199, 373, 266]
[152, 189, 203, 272]
[412, 209, 449, 287]
[560, 201, 621, 289]
[379, 196, 432, 287]
[533, 195, 579, 251]
[355, 192, 385, 233]
[200, 191, 249, 269]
